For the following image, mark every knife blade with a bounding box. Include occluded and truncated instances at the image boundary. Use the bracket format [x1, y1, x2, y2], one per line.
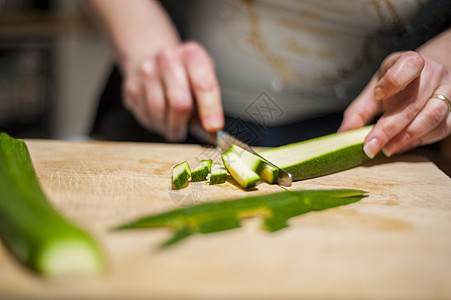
[189, 121, 292, 187]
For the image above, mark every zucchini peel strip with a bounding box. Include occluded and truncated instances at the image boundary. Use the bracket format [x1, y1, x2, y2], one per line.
[115, 189, 367, 247]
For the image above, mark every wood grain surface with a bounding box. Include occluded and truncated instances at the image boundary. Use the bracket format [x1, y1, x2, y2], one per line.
[0, 139, 450, 300]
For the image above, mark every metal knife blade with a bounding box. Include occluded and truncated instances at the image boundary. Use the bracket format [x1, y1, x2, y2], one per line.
[189, 121, 292, 187]
[216, 130, 292, 187]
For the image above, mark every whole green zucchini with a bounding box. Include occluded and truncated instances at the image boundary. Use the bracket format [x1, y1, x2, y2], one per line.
[0, 133, 104, 276]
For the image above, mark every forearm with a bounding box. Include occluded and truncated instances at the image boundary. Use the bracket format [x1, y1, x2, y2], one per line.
[417, 28, 451, 71]
[86, 0, 180, 74]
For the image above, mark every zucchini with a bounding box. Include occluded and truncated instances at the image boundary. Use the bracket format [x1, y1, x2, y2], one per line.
[115, 189, 367, 247]
[259, 164, 279, 184]
[229, 145, 267, 174]
[172, 161, 191, 189]
[209, 163, 227, 185]
[191, 160, 212, 182]
[258, 126, 372, 181]
[0, 133, 104, 276]
[221, 151, 260, 189]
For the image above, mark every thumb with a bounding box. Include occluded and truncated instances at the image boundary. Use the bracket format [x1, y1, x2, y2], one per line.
[338, 78, 382, 132]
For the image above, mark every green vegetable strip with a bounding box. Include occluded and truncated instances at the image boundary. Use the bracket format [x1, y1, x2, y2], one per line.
[115, 189, 366, 247]
[0, 133, 104, 276]
[230, 145, 267, 174]
[222, 151, 260, 189]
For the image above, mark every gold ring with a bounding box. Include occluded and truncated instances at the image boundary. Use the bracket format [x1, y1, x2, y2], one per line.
[430, 94, 451, 114]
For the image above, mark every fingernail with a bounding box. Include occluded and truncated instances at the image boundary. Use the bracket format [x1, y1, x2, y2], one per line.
[363, 138, 380, 159]
[205, 114, 224, 131]
[381, 147, 392, 157]
[374, 87, 385, 101]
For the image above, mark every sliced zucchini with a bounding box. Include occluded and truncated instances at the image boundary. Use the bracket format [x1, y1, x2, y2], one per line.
[221, 151, 260, 189]
[209, 163, 227, 185]
[259, 164, 279, 184]
[191, 160, 212, 182]
[229, 145, 267, 174]
[258, 126, 372, 181]
[172, 161, 191, 189]
[0, 133, 105, 276]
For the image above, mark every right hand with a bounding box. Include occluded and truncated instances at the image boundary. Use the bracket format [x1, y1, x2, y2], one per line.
[122, 42, 224, 141]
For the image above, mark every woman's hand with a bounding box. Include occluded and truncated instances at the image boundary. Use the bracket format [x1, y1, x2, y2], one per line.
[123, 42, 224, 141]
[339, 50, 451, 158]
[86, 0, 224, 141]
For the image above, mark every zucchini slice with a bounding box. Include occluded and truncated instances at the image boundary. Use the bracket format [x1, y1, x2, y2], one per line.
[191, 160, 212, 182]
[222, 151, 260, 189]
[229, 145, 267, 174]
[209, 163, 227, 185]
[172, 161, 191, 189]
[0, 133, 104, 276]
[258, 126, 372, 181]
[259, 164, 279, 184]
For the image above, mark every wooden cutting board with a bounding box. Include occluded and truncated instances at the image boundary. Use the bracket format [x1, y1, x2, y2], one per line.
[0, 139, 450, 300]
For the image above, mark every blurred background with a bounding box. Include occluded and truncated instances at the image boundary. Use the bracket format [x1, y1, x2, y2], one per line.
[0, 0, 111, 140]
[0, 0, 449, 173]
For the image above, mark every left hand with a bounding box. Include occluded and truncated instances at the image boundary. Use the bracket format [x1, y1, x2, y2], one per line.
[339, 51, 451, 158]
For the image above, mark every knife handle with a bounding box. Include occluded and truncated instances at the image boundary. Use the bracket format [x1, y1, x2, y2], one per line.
[188, 118, 217, 145]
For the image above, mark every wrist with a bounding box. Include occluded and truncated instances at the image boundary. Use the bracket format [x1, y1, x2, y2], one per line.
[118, 37, 180, 78]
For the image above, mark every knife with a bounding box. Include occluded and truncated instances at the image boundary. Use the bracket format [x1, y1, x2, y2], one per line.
[189, 121, 292, 187]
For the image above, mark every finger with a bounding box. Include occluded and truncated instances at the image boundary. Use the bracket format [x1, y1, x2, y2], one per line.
[123, 78, 153, 130]
[363, 78, 424, 158]
[340, 52, 421, 138]
[140, 60, 166, 134]
[373, 51, 424, 101]
[157, 48, 193, 141]
[338, 77, 382, 132]
[382, 90, 451, 156]
[181, 42, 224, 132]
[375, 52, 401, 78]
[363, 59, 443, 158]
[123, 78, 140, 112]
[396, 116, 451, 153]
